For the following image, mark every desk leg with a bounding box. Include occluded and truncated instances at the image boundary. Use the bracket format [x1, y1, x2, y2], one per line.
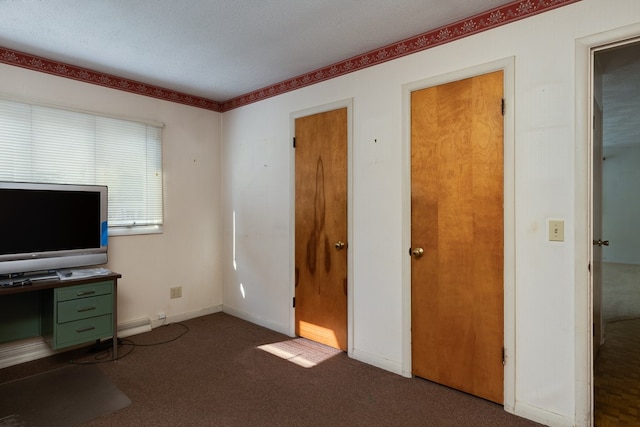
[113, 281, 118, 360]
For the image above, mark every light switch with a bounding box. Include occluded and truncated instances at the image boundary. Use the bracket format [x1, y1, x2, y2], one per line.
[549, 220, 564, 242]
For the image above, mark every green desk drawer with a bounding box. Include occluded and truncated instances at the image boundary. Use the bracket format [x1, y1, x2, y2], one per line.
[55, 313, 112, 348]
[56, 281, 113, 302]
[57, 294, 113, 324]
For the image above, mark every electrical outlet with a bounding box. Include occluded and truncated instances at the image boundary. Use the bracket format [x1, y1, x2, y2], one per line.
[158, 312, 166, 320]
[170, 286, 182, 299]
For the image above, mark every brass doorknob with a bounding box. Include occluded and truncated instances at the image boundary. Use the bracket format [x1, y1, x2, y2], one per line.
[412, 247, 424, 258]
[334, 241, 346, 250]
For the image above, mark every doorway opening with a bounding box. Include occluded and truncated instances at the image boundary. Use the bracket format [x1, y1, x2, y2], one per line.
[591, 38, 640, 425]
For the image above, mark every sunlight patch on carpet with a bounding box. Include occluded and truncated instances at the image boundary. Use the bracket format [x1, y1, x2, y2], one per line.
[258, 338, 341, 368]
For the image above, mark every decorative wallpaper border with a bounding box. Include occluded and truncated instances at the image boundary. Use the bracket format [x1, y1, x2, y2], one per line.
[221, 0, 581, 111]
[0, 0, 580, 113]
[0, 48, 224, 112]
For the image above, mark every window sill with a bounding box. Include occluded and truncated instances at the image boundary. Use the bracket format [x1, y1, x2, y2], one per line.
[108, 225, 163, 236]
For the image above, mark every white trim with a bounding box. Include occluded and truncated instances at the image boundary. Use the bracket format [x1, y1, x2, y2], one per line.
[289, 99, 355, 356]
[153, 305, 223, 329]
[351, 348, 403, 376]
[514, 402, 575, 427]
[109, 225, 163, 237]
[223, 304, 291, 337]
[574, 22, 640, 427]
[117, 316, 152, 338]
[401, 57, 516, 408]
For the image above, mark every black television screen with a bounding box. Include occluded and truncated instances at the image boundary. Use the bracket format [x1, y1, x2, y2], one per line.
[0, 182, 108, 275]
[0, 189, 100, 255]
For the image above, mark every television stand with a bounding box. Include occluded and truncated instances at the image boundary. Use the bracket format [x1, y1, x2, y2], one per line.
[0, 272, 121, 360]
[0, 271, 59, 287]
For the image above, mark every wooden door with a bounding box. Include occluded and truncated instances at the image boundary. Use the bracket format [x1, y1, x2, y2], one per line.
[410, 71, 504, 403]
[295, 108, 348, 351]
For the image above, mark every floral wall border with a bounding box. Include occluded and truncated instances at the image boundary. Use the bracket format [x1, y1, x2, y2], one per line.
[0, 48, 223, 112]
[0, 0, 580, 113]
[221, 0, 581, 111]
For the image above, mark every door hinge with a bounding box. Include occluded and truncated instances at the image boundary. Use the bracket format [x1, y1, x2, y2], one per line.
[501, 98, 505, 116]
[502, 347, 506, 366]
[293, 137, 296, 148]
[292, 297, 296, 308]
[588, 263, 591, 272]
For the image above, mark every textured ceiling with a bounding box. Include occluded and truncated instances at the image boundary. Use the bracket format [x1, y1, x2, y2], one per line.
[0, 0, 516, 101]
[0, 0, 635, 147]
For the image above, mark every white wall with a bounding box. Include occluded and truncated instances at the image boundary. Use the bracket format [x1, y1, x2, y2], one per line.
[221, 1, 640, 426]
[603, 145, 640, 264]
[0, 64, 224, 330]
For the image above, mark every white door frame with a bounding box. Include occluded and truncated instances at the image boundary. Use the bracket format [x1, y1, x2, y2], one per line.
[574, 23, 640, 427]
[289, 98, 354, 356]
[400, 57, 515, 412]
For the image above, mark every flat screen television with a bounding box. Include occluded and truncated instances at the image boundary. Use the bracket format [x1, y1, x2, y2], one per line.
[0, 181, 108, 276]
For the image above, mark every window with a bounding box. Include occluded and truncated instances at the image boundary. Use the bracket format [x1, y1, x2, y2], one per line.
[0, 98, 163, 235]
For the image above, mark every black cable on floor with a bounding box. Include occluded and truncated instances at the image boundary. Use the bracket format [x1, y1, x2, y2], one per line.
[69, 322, 189, 365]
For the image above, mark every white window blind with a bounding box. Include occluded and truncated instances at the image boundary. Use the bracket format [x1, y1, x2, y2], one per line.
[0, 99, 163, 233]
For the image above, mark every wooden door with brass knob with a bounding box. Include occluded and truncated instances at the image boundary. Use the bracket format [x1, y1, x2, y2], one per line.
[410, 71, 504, 403]
[294, 107, 348, 351]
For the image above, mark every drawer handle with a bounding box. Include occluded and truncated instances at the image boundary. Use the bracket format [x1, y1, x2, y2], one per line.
[77, 306, 96, 313]
[75, 326, 96, 333]
[76, 290, 96, 296]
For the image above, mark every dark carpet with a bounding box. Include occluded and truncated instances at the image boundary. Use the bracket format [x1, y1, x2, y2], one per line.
[0, 313, 542, 426]
[0, 364, 130, 427]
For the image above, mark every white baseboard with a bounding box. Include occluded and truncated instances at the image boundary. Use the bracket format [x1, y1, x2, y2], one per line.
[514, 401, 574, 427]
[221, 305, 291, 336]
[0, 306, 223, 369]
[118, 316, 152, 338]
[351, 348, 404, 376]
[150, 305, 223, 329]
